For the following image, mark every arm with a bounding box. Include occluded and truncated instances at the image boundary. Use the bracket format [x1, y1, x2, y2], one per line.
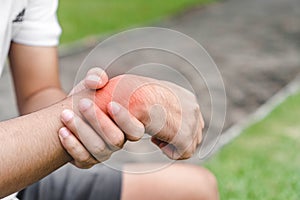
[8, 43, 66, 114]
[8, 44, 143, 168]
[0, 72, 203, 197]
[6, 43, 140, 192]
[0, 96, 72, 198]
[0, 86, 145, 198]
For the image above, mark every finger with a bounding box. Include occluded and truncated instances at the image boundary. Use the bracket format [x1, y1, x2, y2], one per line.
[151, 136, 195, 160]
[193, 108, 203, 145]
[78, 98, 125, 151]
[68, 68, 108, 96]
[107, 101, 145, 141]
[168, 117, 200, 159]
[173, 140, 195, 160]
[151, 137, 162, 146]
[160, 144, 182, 160]
[200, 112, 205, 129]
[84, 68, 108, 90]
[163, 144, 194, 160]
[61, 109, 112, 162]
[196, 120, 203, 145]
[151, 137, 181, 160]
[194, 104, 205, 129]
[58, 127, 99, 168]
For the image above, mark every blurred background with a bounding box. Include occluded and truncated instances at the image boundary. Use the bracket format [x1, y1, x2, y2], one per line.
[57, 0, 214, 44]
[1, 0, 300, 199]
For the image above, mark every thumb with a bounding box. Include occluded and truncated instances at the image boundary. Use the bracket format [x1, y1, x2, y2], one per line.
[84, 67, 109, 90]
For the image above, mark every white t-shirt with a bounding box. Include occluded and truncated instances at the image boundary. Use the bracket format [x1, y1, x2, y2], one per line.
[0, 0, 61, 75]
[0, 0, 61, 199]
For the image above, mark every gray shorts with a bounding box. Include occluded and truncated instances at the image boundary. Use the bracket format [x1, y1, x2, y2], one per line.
[17, 164, 122, 200]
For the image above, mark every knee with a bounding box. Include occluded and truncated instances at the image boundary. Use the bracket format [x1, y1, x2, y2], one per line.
[197, 167, 219, 200]
[179, 164, 219, 200]
[122, 163, 219, 200]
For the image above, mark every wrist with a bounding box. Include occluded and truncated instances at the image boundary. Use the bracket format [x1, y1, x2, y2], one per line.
[93, 75, 157, 125]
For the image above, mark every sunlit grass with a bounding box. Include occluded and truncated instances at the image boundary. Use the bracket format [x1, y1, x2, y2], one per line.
[205, 92, 300, 199]
[58, 0, 215, 43]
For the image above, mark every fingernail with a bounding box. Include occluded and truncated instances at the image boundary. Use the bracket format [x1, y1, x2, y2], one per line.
[61, 109, 74, 122]
[79, 98, 93, 111]
[59, 127, 69, 138]
[109, 102, 121, 115]
[86, 74, 102, 85]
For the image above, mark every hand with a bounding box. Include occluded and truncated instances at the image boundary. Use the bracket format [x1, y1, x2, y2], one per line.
[93, 74, 204, 160]
[59, 68, 144, 168]
[148, 80, 204, 160]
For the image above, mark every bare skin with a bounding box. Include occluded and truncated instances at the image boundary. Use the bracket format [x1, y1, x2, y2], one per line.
[0, 83, 147, 198]
[0, 95, 74, 198]
[61, 74, 205, 162]
[2, 43, 218, 199]
[122, 164, 219, 200]
[59, 75, 219, 200]
[1, 43, 142, 197]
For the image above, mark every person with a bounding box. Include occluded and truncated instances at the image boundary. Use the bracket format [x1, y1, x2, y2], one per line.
[0, 0, 219, 199]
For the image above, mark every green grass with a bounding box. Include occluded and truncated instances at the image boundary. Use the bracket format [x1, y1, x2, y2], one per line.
[205, 92, 300, 199]
[57, 0, 214, 43]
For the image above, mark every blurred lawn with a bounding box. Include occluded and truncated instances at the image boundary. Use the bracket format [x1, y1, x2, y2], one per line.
[57, 0, 214, 43]
[205, 92, 300, 199]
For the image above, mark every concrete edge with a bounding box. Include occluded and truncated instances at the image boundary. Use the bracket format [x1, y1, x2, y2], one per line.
[213, 73, 300, 154]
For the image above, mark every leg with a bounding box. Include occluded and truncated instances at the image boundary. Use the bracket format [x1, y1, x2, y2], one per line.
[121, 163, 219, 200]
[19, 163, 218, 200]
[19, 164, 122, 200]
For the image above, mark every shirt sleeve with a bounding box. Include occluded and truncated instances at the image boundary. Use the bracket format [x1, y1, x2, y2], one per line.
[1, 192, 18, 200]
[12, 0, 62, 46]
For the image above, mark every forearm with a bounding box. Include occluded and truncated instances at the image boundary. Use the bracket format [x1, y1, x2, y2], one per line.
[1, 83, 139, 197]
[19, 87, 66, 115]
[0, 96, 73, 198]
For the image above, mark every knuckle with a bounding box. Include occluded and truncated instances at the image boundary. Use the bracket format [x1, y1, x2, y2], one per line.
[100, 124, 124, 148]
[91, 144, 106, 157]
[77, 154, 92, 165]
[67, 141, 78, 153]
[128, 126, 145, 141]
[109, 132, 125, 148]
[194, 105, 201, 116]
[97, 151, 112, 162]
[81, 104, 95, 116]
[72, 118, 82, 131]
[63, 117, 74, 127]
